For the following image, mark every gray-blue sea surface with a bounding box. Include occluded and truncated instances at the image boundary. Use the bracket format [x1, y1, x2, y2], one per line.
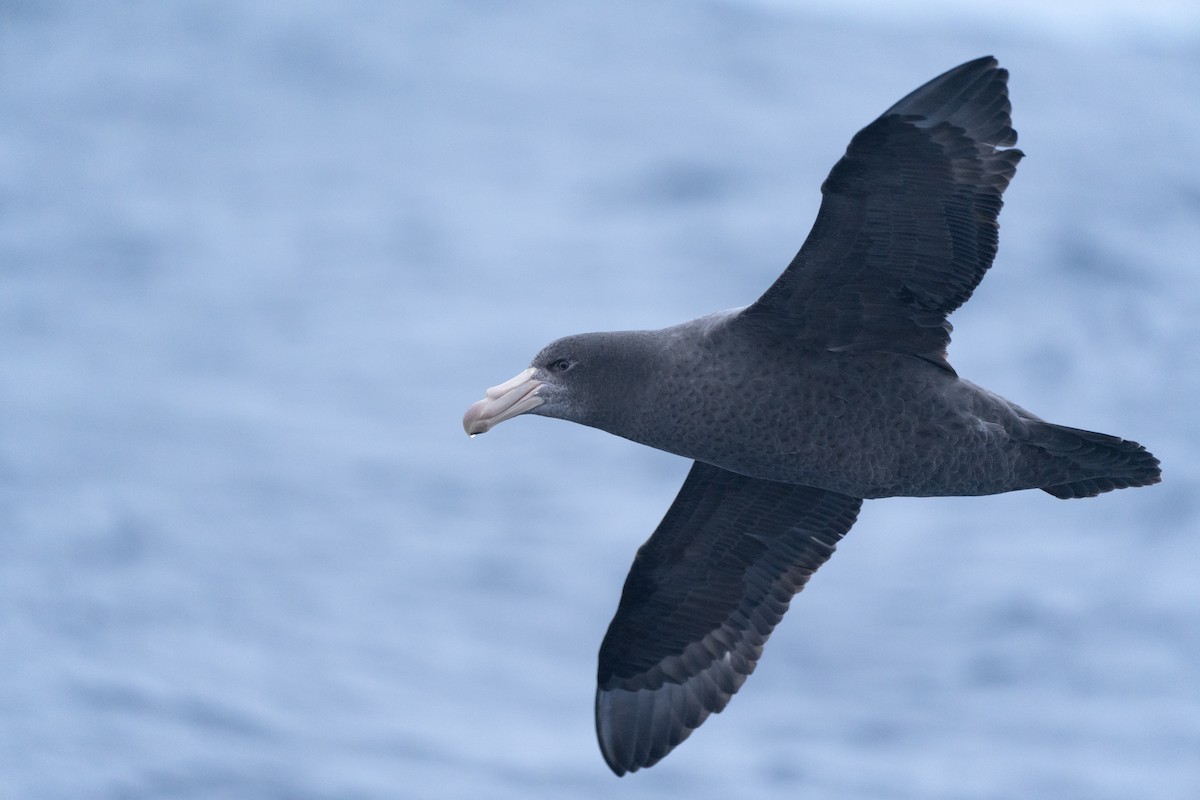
[1, 2, 1197, 798]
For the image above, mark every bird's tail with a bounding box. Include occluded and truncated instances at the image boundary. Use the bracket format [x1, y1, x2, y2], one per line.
[1029, 422, 1161, 499]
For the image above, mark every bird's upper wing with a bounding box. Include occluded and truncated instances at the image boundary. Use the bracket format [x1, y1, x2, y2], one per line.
[740, 56, 1023, 371]
[595, 461, 862, 775]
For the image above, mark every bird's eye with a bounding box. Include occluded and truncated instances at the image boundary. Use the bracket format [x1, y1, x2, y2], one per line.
[551, 358, 572, 372]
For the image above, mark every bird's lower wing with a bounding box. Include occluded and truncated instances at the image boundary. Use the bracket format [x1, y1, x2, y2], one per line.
[595, 461, 862, 774]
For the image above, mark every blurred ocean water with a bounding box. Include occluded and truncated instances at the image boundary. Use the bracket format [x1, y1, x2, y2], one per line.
[1, 2, 1197, 798]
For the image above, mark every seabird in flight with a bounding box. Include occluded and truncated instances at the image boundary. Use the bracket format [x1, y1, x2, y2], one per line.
[462, 56, 1161, 775]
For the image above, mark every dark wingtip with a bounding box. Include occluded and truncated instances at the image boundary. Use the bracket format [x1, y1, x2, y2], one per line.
[595, 679, 707, 776]
[883, 55, 1019, 150]
[603, 753, 628, 777]
[595, 687, 635, 776]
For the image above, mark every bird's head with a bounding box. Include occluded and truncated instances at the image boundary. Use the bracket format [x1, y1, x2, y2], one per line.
[463, 332, 653, 436]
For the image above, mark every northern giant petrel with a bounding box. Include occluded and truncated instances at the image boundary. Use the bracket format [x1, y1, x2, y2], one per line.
[462, 56, 1161, 775]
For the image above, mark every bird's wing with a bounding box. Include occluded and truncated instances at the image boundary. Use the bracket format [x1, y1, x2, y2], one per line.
[595, 461, 862, 775]
[740, 55, 1023, 371]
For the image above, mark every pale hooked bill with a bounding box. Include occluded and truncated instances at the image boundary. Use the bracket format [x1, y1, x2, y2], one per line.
[463, 367, 544, 435]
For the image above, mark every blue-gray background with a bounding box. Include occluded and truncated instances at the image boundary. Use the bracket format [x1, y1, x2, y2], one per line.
[2, 2, 1197, 798]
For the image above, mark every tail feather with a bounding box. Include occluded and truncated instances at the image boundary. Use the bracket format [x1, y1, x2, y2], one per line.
[1031, 423, 1161, 499]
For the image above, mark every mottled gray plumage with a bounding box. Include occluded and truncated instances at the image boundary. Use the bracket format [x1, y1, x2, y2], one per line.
[462, 56, 1161, 776]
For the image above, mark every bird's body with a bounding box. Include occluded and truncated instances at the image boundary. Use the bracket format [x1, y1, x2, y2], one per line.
[463, 56, 1161, 775]
[541, 321, 1153, 500]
